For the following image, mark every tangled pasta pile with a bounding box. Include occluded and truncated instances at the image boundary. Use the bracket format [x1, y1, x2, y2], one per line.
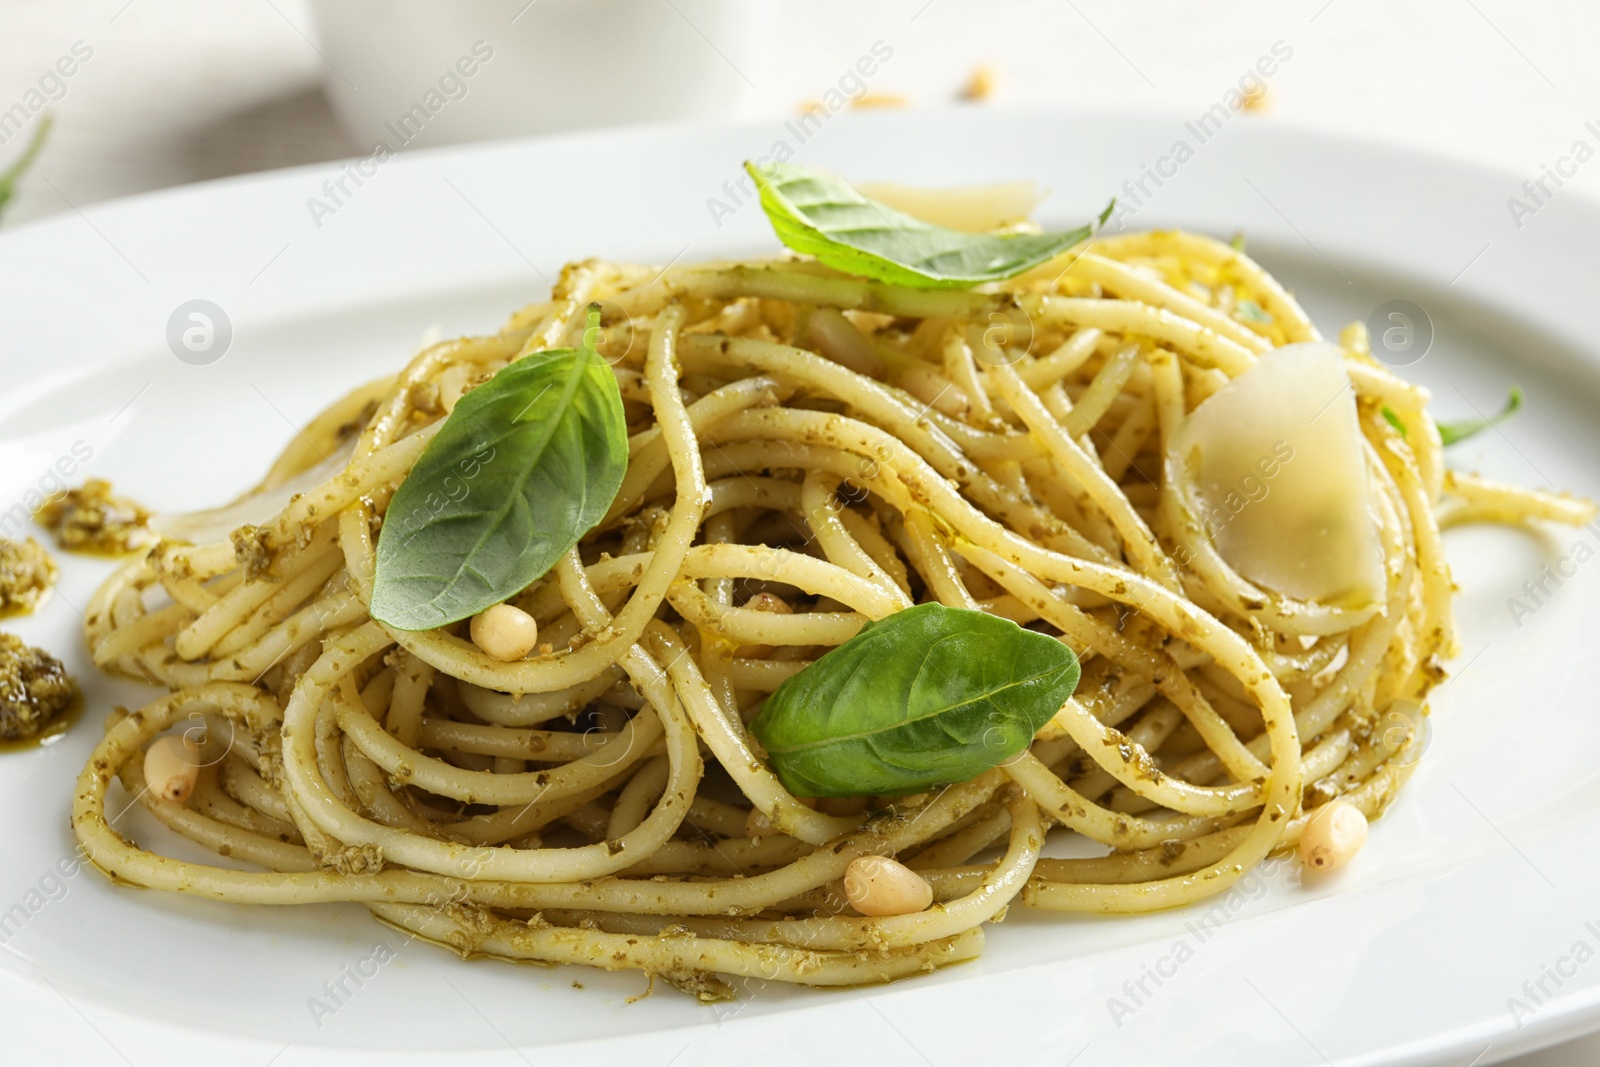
[70, 227, 1592, 998]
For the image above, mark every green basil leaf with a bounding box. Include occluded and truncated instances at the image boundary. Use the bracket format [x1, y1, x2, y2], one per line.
[0, 114, 52, 223]
[1380, 405, 1408, 438]
[371, 338, 627, 632]
[747, 161, 1113, 290]
[1437, 387, 1521, 446]
[750, 603, 1081, 797]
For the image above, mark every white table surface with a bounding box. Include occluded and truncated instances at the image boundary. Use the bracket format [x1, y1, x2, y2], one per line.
[3, 1, 1598, 1063]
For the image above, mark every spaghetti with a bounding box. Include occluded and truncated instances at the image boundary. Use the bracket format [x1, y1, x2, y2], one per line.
[69, 228, 1594, 998]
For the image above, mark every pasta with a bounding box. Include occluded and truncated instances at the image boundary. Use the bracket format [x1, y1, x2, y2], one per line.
[68, 227, 1593, 1000]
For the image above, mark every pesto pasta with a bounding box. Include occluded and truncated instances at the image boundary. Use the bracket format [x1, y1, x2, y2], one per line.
[68, 193, 1594, 998]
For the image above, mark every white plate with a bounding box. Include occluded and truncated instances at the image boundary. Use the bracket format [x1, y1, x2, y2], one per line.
[3, 107, 1599, 1067]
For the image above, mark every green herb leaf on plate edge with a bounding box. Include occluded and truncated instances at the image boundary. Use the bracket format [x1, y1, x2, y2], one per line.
[1438, 387, 1522, 447]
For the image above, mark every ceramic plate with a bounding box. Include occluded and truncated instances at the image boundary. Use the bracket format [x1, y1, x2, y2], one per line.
[3, 107, 1599, 1066]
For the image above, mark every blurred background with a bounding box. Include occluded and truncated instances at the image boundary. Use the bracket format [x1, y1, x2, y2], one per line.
[6, 0, 1600, 227]
[4, 1, 1599, 1063]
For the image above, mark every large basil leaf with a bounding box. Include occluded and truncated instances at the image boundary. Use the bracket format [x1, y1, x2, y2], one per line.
[370, 344, 627, 632]
[750, 603, 1080, 797]
[747, 161, 1113, 290]
[1438, 386, 1521, 446]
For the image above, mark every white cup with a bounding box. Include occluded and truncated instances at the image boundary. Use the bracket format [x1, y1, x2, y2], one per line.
[306, 0, 750, 149]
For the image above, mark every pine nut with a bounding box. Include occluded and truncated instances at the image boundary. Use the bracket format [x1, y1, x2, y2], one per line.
[144, 734, 201, 803]
[470, 603, 539, 662]
[1298, 799, 1368, 872]
[844, 854, 933, 916]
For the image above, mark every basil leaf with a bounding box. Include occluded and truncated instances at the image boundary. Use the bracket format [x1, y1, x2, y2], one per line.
[1438, 387, 1521, 446]
[750, 603, 1080, 797]
[747, 161, 1113, 290]
[1380, 405, 1408, 438]
[371, 337, 627, 632]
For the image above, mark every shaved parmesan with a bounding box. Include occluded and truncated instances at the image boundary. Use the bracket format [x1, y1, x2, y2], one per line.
[1172, 343, 1384, 608]
[853, 181, 1042, 234]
